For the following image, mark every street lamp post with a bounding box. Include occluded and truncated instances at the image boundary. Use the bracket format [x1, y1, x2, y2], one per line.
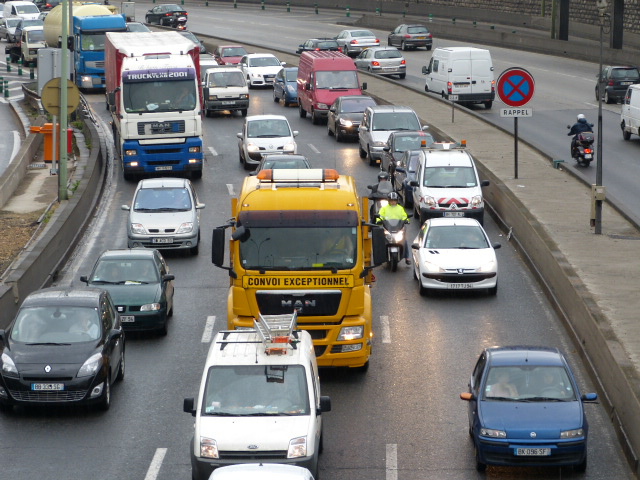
[594, 0, 609, 234]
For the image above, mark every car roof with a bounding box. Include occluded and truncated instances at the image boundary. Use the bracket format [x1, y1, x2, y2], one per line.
[218, 44, 244, 48]
[367, 46, 399, 51]
[246, 114, 289, 122]
[485, 346, 566, 367]
[427, 217, 482, 228]
[261, 154, 307, 162]
[137, 177, 189, 189]
[98, 248, 158, 260]
[21, 286, 106, 308]
[369, 105, 416, 113]
[421, 149, 474, 167]
[245, 53, 277, 58]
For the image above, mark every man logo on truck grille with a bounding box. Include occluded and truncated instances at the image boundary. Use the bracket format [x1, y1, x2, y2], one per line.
[281, 299, 316, 312]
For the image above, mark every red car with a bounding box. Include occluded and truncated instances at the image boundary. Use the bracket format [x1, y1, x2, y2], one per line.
[213, 44, 248, 65]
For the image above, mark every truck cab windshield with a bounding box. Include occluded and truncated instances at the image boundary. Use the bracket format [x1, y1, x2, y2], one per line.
[124, 79, 197, 113]
[81, 33, 106, 51]
[316, 70, 359, 90]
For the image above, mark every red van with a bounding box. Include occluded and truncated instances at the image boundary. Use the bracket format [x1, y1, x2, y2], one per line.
[297, 51, 366, 124]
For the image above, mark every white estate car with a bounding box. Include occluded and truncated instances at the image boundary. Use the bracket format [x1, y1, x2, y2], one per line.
[239, 53, 285, 88]
[411, 217, 500, 296]
[237, 114, 298, 170]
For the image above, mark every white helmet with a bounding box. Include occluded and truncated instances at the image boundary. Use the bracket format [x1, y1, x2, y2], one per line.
[577, 114, 586, 121]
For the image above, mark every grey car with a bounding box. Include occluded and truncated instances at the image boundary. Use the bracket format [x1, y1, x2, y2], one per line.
[0, 17, 22, 43]
[387, 24, 433, 51]
[381, 130, 435, 173]
[334, 29, 380, 57]
[121, 177, 204, 255]
[327, 95, 378, 142]
[596, 65, 640, 104]
[354, 46, 406, 79]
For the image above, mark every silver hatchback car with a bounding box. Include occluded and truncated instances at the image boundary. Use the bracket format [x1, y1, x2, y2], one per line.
[334, 29, 380, 57]
[354, 46, 406, 79]
[121, 177, 205, 255]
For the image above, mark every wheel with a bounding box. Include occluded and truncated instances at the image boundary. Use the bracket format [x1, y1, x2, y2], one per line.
[387, 37, 393, 47]
[399, 73, 406, 80]
[168, 300, 174, 318]
[123, 172, 135, 182]
[97, 374, 111, 411]
[484, 100, 492, 109]
[158, 320, 168, 336]
[283, 99, 290, 107]
[273, 89, 279, 102]
[595, 87, 600, 101]
[418, 279, 428, 297]
[475, 444, 487, 472]
[299, 103, 307, 118]
[311, 109, 320, 125]
[145, 16, 150, 23]
[359, 144, 367, 159]
[605, 91, 613, 104]
[190, 233, 200, 255]
[574, 456, 587, 473]
[368, 148, 377, 166]
[191, 169, 202, 180]
[0, 401, 13, 413]
[401, 41, 407, 51]
[240, 109, 247, 117]
[390, 254, 398, 272]
[426, 45, 432, 51]
[424, 84, 429, 93]
[327, 124, 334, 136]
[344, 46, 350, 57]
[622, 122, 631, 140]
[335, 128, 342, 143]
[488, 282, 498, 296]
[115, 348, 125, 381]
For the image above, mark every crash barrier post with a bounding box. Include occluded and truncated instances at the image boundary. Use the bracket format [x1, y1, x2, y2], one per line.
[261, 0, 265, 10]
[287, 2, 290, 13]
[18, 58, 23, 76]
[4, 79, 9, 98]
[346, 5, 350, 17]
[234, 0, 237, 8]
[6, 55, 11, 72]
[315, 2, 318, 14]
[0, 77, 3, 93]
[30, 66, 35, 79]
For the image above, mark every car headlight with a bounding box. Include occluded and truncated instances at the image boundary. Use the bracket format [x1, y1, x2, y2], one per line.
[422, 260, 445, 273]
[282, 142, 296, 153]
[140, 303, 161, 312]
[247, 143, 260, 153]
[1, 353, 18, 378]
[176, 222, 194, 234]
[560, 428, 584, 439]
[476, 259, 496, 273]
[287, 436, 307, 458]
[338, 326, 363, 341]
[200, 437, 219, 458]
[239, 94, 249, 99]
[470, 195, 483, 207]
[339, 119, 353, 127]
[78, 352, 102, 378]
[316, 103, 328, 109]
[372, 141, 386, 148]
[480, 428, 507, 438]
[131, 223, 146, 235]
[423, 196, 437, 207]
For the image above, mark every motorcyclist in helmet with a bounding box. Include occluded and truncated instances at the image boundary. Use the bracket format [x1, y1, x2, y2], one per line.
[370, 171, 393, 197]
[377, 192, 411, 265]
[568, 114, 594, 156]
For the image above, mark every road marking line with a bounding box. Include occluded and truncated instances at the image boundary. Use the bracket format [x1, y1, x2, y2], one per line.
[10, 130, 20, 162]
[308, 143, 320, 154]
[208, 146, 218, 157]
[143, 448, 167, 480]
[380, 315, 391, 344]
[202, 316, 216, 343]
[386, 443, 398, 480]
[226, 183, 235, 196]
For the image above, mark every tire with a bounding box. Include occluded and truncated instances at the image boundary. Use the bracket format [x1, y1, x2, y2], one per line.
[488, 282, 498, 296]
[595, 87, 600, 101]
[97, 374, 111, 411]
[484, 100, 492, 109]
[283, 99, 290, 107]
[123, 172, 135, 182]
[240, 109, 247, 117]
[390, 254, 398, 272]
[424, 84, 429, 93]
[574, 456, 587, 473]
[115, 348, 125, 382]
[622, 122, 631, 140]
[190, 233, 200, 255]
[191, 169, 202, 180]
[359, 144, 367, 159]
[475, 445, 487, 473]
[367, 147, 376, 166]
[335, 128, 342, 143]
[158, 320, 168, 336]
[399, 73, 406, 80]
[273, 89, 279, 102]
[327, 124, 334, 136]
[426, 45, 432, 51]
[418, 279, 428, 297]
[299, 103, 307, 118]
[605, 91, 613, 104]
[344, 46, 350, 57]
[401, 41, 407, 51]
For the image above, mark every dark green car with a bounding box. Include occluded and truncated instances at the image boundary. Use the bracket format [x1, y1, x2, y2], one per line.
[81, 249, 175, 335]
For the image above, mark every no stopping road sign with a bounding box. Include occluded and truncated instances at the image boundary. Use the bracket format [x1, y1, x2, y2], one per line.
[497, 67, 535, 107]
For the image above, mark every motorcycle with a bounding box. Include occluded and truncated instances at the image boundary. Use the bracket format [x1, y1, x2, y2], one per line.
[567, 126, 595, 167]
[164, 14, 188, 29]
[380, 218, 409, 272]
[367, 183, 392, 220]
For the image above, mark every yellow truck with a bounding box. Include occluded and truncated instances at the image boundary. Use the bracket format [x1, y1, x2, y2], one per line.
[212, 168, 386, 370]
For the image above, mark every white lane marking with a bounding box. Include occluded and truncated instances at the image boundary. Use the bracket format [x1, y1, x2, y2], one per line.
[10, 130, 20, 162]
[226, 183, 235, 196]
[143, 448, 167, 480]
[386, 443, 398, 480]
[202, 316, 216, 343]
[208, 146, 218, 157]
[308, 143, 320, 154]
[380, 315, 391, 344]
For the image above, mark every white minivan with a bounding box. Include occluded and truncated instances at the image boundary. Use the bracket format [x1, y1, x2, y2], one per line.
[183, 313, 331, 480]
[620, 84, 640, 140]
[3, 1, 40, 21]
[422, 46, 495, 109]
[410, 143, 490, 225]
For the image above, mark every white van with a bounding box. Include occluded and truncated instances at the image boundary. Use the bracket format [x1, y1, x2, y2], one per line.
[422, 47, 495, 109]
[3, 1, 40, 21]
[410, 142, 490, 225]
[202, 65, 249, 117]
[183, 313, 331, 480]
[620, 84, 640, 140]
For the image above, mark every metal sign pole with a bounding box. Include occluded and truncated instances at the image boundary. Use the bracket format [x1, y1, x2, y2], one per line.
[514, 117, 518, 179]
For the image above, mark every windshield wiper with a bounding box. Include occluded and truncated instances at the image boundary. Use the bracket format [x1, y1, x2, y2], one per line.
[26, 342, 72, 346]
[525, 396, 569, 402]
[486, 396, 520, 401]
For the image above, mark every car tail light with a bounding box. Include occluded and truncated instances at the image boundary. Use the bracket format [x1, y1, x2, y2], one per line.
[608, 79, 614, 85]
[400, 59, 406, 65]
[447, 81, 453, 94]
[491, 80, 495, 92]
[404, 34, 411, 38]
[372, 61, 380, 66]
[350, 39, 358, 44]
[315, 48, 320, 51]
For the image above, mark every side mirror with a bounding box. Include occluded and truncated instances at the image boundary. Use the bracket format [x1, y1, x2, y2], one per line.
[362, 82, 367, 90]
[183, 397, 196, 416]
[371, 227, 387, 266]
[480, 180, 490, 187]
[319, 395, 331, 413]
[422, 66, 430, 75]
[236, 132, 243, 139]
[492, 243, 501, 250]
[121, 204, 130, 211]
[212, 227, 226, 267]
[162, 274, 176, 282]
[292, 131, 299, 137]
[80, 275, 89, 284]
[460, 392, 475, 401]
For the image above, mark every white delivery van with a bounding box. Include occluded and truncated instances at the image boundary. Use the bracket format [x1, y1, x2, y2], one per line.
[183, 313, 331, 480]
[410, 142, 490, 225]
[620, 84, 640, 140]
[3, 1, 40, 21]
[202, 65, 250, 117]
[422, 46, 495, 109]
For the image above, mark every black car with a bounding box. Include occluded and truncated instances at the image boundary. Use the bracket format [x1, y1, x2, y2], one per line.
[381, 130, 435, 172]
[296, 38, 341, 54]
[0, 286, 125, 412]
[249, 153, 311, 176]
[327, 95, 378, 142]
[596, 65, 640, 104]
[178, 30, 207, 54]
[145, 4, 188, 26]
[387, 24, 433, 51]
[392, 149, 421, 207]
[80, 249, 175, 335]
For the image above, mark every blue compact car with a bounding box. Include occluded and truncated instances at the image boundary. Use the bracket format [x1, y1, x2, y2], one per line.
[460, 346, 598, 473]
[273, 67, 299, 107]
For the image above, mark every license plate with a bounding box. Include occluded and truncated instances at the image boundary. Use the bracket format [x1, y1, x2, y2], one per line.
[152, 237, 173, 244]
[32, 383, 64, 391]
[621, 81, 632, 85]
[516, 448, 551, 456]
[448, 283, 474, 289]
[383, 67, 398, 71]
[416, 36, 426, 39]
[155, 166, 172, 171]
[121, 316, 135, 323]
[221, 100, 236, 105]
[444, 212, 465, 218]
[584, 154, 592, 159]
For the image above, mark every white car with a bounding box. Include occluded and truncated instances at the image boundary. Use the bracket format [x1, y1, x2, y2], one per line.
[239, 53, 285, 88]
[208, 463, 315, 480]
[334, 29, 380, 57]
[411, 217, 500, 296]
[237, 114, 298, 170]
